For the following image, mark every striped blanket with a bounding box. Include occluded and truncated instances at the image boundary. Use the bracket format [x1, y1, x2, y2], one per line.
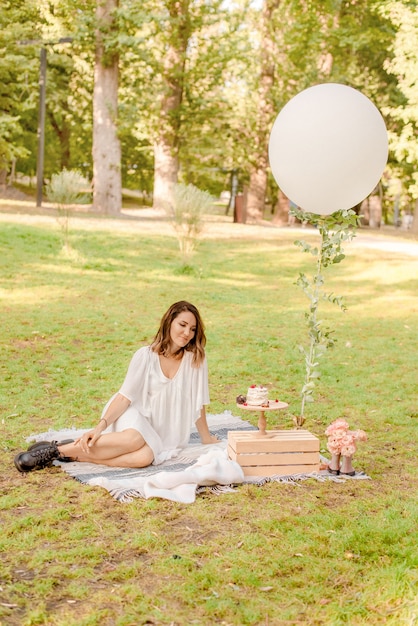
[28, 411, 369, 502]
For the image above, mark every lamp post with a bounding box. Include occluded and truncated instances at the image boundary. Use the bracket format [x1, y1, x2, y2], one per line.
[19, 38, 73, 207]
[37, 46, 47, 207]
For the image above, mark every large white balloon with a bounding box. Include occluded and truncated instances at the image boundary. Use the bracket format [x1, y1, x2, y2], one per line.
[268, 83, 388, 215]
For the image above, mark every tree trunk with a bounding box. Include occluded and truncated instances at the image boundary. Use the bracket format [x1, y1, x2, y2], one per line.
[153, 141, 179, 212]
[273, 190, 290, 225]
[412, 198, 418, 235]
[153, 0, 190, 211]
[246, 165, 268, 223]
[49, 108, 71, 170]
[0, 168, 7, 190]
[245, 0, 278, 223]
[8, 159, 16, 186]
[368, 194, 382, 228]
[92, 0, 121, 214]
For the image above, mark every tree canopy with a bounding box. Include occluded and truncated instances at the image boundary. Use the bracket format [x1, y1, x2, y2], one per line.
[1, 0, 417, 218]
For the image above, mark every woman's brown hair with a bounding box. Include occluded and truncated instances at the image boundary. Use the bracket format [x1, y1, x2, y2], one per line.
[151, 301, 206, 366]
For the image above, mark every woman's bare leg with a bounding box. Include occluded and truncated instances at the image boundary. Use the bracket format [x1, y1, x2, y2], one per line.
[58, 429, 154, 467]
[88, 446, 154, 468]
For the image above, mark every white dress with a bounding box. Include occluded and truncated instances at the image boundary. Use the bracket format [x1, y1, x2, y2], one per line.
[101, 346, 210, 465]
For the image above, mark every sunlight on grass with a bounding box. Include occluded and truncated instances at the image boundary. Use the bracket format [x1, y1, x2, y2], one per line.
[338, 254, 418, 289]
[0, 285, 77, 304]
[0, 216, 417, 626]
[0, 198, 36, 209]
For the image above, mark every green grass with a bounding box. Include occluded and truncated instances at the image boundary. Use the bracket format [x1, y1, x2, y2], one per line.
[1, 215, 417, 625]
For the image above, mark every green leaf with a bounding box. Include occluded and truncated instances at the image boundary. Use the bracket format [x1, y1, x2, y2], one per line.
[308, 371, 321, 379]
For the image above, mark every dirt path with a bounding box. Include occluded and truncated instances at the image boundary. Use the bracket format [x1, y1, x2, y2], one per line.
[1, 199, 417, 256]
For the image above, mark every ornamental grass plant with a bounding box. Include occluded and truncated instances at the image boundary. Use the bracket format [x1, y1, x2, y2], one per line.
[0, 211, 417, 626]
[168, 183, 215, 264]
[45, 168, 90, 256]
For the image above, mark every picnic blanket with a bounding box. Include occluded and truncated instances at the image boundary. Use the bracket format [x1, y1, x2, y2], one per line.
[28, 411, 370, 503]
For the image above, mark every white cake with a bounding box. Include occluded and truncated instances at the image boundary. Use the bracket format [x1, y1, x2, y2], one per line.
[246, 385, 269, 407]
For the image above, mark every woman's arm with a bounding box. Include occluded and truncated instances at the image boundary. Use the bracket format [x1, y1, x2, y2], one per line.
[76, 393, 131, 453]
[98, 392, 131, 429]
[195, 407, 220, 444]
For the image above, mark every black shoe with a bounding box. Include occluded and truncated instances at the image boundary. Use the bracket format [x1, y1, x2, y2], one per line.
[55, 439, 75, 462]
[14, 441, 61, 473]
[27, 439, 74, 452]
[26, 439, 75, 464]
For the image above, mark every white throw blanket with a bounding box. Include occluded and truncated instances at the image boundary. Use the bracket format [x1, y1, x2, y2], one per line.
[89, 448, 244, 503]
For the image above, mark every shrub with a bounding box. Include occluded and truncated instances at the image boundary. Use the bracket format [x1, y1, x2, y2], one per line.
[169, 183, 214, 262]
[46, 169, 90, 251]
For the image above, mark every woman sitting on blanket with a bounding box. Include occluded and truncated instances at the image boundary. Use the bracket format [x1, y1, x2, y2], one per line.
[14, 301, 220, 473]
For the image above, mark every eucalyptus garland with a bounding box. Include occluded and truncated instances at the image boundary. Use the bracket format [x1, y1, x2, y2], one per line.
[290, 206, 361, 425]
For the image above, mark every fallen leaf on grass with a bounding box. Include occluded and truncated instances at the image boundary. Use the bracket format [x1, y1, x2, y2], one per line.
[259, 586, 274, 592]
[228, 583, 240, 591]
[344, 551, 359, 559]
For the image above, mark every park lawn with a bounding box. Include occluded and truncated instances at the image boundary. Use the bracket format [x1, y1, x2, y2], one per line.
[0, 215, 417, 626]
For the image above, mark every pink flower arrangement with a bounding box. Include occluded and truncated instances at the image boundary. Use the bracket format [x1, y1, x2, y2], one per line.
[325, 419, 367, 456]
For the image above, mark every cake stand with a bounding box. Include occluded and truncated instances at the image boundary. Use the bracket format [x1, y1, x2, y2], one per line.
[237, 400, 289, 436]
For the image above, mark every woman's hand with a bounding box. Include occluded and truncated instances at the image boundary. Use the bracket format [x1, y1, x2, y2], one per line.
[75, 422, 106, 454]
[196, 408, 221, 445]
[74, 396, 129, 454]
[206, 434, 221, 444]
[199, 433, 221, 445]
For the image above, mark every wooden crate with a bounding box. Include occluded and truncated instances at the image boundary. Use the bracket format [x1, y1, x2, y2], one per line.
[228, 429, 320, 476]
